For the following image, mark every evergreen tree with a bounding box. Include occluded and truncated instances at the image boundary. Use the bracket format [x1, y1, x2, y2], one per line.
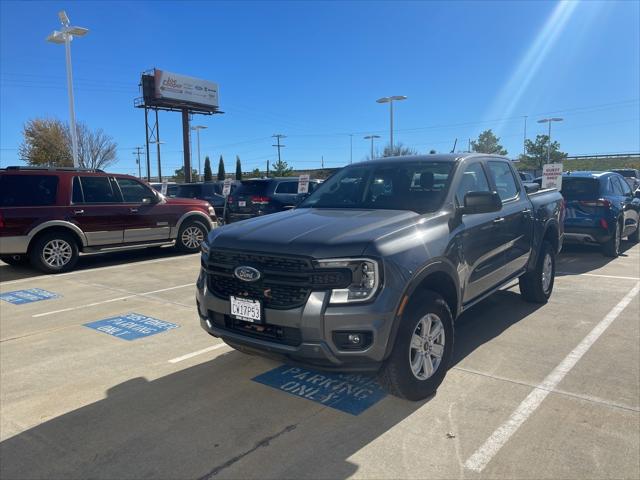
[203, 156, 213, 182]
[217, 155, 225, 180]
[471, 129, 508, 155]
[235, 155, 242, 180]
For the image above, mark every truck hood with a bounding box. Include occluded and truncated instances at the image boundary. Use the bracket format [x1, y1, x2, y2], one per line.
[208, 208, 419, 258]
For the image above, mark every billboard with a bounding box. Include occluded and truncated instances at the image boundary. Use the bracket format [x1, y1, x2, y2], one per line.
[153, 69, 219, 110]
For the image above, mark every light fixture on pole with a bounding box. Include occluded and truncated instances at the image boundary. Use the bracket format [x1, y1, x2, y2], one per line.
[191, 125, 207, 181]
[537, 117, 563, 164]
[364, 135, 381, 160]
[376, 95, 407, 152]
[47, 11, 88, 168]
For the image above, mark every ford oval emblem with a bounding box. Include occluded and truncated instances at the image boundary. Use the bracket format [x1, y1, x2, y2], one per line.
[234, 266, 261, 282]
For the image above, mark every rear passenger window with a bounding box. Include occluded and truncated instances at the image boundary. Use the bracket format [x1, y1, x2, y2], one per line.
[275, 181, 298, 194]
[79, 176, 117, 203]
[487, 161, 519, 201]
[72, 177, 83, 203]
[0, 174, 59, 206]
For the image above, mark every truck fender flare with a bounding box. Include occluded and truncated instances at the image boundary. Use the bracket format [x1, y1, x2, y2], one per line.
[28, 220, 88, 247]
[383, 258, 460, 360]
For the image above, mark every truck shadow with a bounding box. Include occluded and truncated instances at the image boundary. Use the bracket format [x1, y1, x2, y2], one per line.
[555, 242, 635, 277]
[0, 289, 545, 480]
[0, 248, 194, 283]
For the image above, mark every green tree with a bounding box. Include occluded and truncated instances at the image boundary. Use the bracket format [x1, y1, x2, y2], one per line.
[471, 129, 507, 155]
[217, 155, 225, 180]
[19, 118, 72, 166]
[235, 155, 242, 180]
[520, 134, 568, 170]
[272, 159, 293, 176]
[203, 156, 213, 181]
[251, 167, 261, 177]
[173, 166, 198, 182]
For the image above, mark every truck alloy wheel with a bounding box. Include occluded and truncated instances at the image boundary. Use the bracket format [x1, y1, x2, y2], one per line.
[42, 239, 73, 268]
[409, 313, 445, 380]
[176, 220, 208, 253]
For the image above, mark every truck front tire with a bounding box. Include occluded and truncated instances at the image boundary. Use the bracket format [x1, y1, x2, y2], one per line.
[519, 240, 555, 303]
[379, 291, 454, 401]
[176, 219, 208, 253]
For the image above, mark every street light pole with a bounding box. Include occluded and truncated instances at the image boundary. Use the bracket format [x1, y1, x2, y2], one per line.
[47, 11, 88, 168]
[191, 125, 207, 181]
[364, 135, 381, 160]
[537, 117, 563, 164]
[376, 95, 407, 152]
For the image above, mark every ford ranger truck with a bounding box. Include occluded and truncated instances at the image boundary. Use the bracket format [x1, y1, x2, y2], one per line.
[196, 154, 564, 400]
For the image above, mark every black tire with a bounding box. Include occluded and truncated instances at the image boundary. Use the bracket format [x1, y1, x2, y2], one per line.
[175, 219, 208, 253]
[602, 220, 622, 257]
[628, 223, 640, 243]
[378, 291, 454, 401]
[29, 231, 79, 274]
[519, 240, 555, 303]
[0, 254, 28, 266]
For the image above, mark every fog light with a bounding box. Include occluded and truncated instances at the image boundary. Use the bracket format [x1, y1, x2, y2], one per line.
[348, 334, 361, 344]
[333, 331, 373, 351]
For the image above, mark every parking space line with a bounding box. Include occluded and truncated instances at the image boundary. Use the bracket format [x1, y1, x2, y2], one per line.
[168, 343, 229, 363]
[1, 254, 198, 286]
[557, 272, 640, 280]
[32, 284, 193, 318]
[464, 281, 640, 473]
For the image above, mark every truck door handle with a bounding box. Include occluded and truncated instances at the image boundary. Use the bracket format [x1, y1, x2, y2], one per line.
[129, 208, 139, 213]
[73, 209, 84, 215]
[493, 217, 505, 224]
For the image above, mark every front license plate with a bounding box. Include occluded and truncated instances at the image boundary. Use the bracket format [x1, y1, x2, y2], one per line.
[238, 201, 246, 207]
[230, 296, 262, 323]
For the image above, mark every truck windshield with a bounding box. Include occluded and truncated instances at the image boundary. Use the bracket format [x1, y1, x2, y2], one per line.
[298, 161, 454, 213]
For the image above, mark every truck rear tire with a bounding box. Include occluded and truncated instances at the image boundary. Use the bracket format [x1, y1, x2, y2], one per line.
[29, 231, 79, 274]
[378, 291, 454, 401]
[519, 240, 555, 303]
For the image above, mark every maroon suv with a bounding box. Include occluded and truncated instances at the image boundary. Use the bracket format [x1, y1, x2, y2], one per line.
[0, 167, 216, 273]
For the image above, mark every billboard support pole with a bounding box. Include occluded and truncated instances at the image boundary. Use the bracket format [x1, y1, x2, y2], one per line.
[182, 108, 192, 183]
[155, 108, 162, 181]
[144, 107, 151, 182]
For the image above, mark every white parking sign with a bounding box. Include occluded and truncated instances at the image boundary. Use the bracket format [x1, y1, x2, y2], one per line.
[542, 163, 563, 190]
[298, 174, 310, 194]
[222, 178, 232, 196]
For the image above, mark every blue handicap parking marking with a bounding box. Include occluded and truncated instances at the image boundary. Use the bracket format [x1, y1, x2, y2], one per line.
[0, 288, 60, 305]
[84, 312, 179, 341]
[252, 365, 387, 415]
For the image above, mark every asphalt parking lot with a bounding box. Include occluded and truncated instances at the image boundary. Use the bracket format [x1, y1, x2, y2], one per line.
[1, 242, 638, 480]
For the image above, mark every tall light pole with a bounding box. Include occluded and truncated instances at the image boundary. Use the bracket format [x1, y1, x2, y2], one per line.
[149, 140, 165, 181]
[364, 135, 381, 160]
[376, 95, 407, 152]
[523, 115, 528, 158]
[537, 117, 563, 164]
[47, 11, 88, 168]
[191, 125, 207, 181]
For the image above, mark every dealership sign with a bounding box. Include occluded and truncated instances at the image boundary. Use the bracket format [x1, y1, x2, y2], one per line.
[154, 70, 219, 109]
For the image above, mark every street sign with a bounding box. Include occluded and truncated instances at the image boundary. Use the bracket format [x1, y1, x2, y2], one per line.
[253, 365, 387, 415]
[297, 174, 310, 194]
[84, 312, 179, 341]
[0, 288, 60, 305]
[542, 163, 563, 190]
[161, 181, 168, 195]
[222, 178, 232, 196]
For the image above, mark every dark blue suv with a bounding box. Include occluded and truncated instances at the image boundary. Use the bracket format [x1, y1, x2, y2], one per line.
[562, 171, 640, 256]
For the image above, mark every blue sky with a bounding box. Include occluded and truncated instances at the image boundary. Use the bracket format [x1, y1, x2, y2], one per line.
[1, 0, 639, 177]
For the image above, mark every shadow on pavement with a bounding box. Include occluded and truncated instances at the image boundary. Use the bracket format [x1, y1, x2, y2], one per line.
[0, 288, 546, 480]
[0, 247, 194, 283]
[555, 241, 635, 277]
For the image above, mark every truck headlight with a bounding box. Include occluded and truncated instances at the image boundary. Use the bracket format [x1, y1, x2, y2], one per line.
[316, 258, 381, 304]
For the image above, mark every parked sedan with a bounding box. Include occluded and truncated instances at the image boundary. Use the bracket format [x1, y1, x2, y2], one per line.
[562, 171, 640, 256]
[225, 177, 320, 223]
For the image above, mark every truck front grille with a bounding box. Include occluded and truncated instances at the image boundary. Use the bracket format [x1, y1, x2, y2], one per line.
[206, 249, 349, 310]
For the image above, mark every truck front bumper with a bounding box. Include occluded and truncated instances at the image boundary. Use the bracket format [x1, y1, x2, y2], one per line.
[195, 274, 398, 372]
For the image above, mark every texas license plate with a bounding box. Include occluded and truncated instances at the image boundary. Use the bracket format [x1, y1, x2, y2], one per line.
[238, 201, 246, 207]
[230, 296, 262, 323]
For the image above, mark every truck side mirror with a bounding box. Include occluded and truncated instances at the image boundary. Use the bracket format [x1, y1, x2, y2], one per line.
[462, 191, 502, 214]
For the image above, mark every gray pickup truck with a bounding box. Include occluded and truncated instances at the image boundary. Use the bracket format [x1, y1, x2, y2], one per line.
[196, 154, 564, 400]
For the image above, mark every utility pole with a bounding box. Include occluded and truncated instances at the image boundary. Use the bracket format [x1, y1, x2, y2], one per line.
[321, 155, 324, 169]
[272, 134, 286, 164]
[468, 138, 471, 152]
[133, 146, 143, 178]
[523, 115, 528, 158]
[266, 159, 270, 178]
[350, 134, 353, 164]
